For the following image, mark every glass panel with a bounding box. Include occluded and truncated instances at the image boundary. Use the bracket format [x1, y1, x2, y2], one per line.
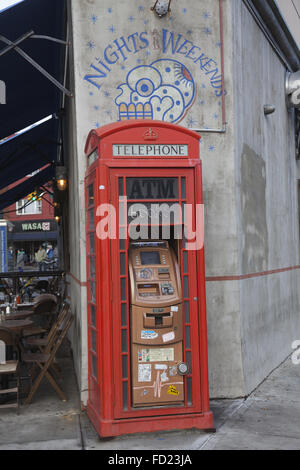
[186, 377, 192, 406]
[91, 305, 96, 327]
[119, 235, 126, 250]
[181, 177, 186, 199]
[118, 177, 124, 196]
[91, 355, 97, 380]
[88, 184, 94, 206]
[91, 329, 97, 352]
[89, 208, 95, 230]
[121, 278, 127, 301]
[183, 276, 189, 298]
[183, 251, 188, 274]
[89, 233, 95, 254]
[121, 329, 127, 353]
[185, 326, 191, 349]
[90, 281, 96, 303]
[122, 381, 128, 411]
[126, 178, 179, 199]
[186, 351, 191, 371]
[120, 252, 126, 276]
[90, 257, 96, 278]
[122, 355, 128, 379]
[121, 303, 127, 327]
[184, 301, 190, 323]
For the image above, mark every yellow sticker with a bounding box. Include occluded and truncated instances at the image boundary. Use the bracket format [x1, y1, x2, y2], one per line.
[167, 385, 180, 396]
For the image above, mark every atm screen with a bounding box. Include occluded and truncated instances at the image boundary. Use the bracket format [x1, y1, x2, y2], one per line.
[140, 251, 161, 265]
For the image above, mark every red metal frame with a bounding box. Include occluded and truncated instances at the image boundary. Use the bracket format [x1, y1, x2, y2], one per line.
[84, 120, 214, 437]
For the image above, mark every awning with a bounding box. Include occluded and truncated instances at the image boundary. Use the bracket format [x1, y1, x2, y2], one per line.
[0, 0, 67, 139]
[8, 231, 58, 241]
[0, 0, 67, 201]
[0, 164, 55, 212]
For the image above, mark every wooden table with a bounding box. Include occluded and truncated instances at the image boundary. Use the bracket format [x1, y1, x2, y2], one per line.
[4, 310, 35, 321]
[0, 319, 34, 332]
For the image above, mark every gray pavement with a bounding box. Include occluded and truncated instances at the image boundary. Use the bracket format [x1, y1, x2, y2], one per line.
[0, 348, 299, 450]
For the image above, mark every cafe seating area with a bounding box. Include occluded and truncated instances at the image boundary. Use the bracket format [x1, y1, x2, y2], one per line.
[0, 279, 73, 411]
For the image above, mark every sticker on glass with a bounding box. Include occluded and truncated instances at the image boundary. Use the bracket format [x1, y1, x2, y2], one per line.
[139, 348, 174, 362]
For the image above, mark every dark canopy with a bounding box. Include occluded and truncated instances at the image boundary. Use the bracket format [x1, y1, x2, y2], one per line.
[0, 0, 67, 209]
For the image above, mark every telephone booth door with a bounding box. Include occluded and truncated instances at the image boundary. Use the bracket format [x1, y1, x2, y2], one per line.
[109, 167, 206, 420]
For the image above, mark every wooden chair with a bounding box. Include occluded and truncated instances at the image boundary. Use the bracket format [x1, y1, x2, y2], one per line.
[21, 294, 58, 339]
[0, 327, 20, 413]
[23, 301, 71, 379]
[22, 310, 74, 404]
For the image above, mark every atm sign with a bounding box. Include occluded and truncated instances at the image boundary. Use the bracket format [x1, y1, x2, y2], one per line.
[113, 144, 188, 157]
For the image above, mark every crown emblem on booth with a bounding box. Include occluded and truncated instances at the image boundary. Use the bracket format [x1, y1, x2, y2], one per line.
[143, 128, 158, 141]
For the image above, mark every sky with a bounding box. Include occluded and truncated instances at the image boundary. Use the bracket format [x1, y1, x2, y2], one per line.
[0, 0, 24, 13]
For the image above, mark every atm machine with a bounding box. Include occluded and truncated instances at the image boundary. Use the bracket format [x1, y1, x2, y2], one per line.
[129, 240, 188, 407]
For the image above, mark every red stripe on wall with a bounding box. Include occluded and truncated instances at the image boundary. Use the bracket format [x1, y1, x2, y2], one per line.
[206, 265, 300, 282]
[67, 272, 87, 287]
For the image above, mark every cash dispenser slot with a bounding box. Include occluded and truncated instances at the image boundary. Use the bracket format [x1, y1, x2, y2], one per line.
[143, 311, 173, 328]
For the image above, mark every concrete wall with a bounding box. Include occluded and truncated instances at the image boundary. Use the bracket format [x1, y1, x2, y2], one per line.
[233, 1, 300, 395]
[65, 0, 300, 403]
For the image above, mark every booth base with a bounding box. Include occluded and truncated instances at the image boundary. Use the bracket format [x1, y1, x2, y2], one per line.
[87, 404, 215, 438]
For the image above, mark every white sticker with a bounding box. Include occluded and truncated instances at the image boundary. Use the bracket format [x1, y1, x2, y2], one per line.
[138, 364, 152, 382]
[155, 364, 168, 370]
[162, 331, 175, 343]
[139, 348, 174, 362]
[141, 330, 158, 340]
[171, 306, 178, 312]
[161, 371, 169, 382]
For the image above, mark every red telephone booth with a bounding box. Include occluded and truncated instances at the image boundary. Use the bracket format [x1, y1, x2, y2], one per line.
[84, 120, 214, 437]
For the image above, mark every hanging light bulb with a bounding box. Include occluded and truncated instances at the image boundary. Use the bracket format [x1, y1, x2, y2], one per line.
[56, 166, 67, 191]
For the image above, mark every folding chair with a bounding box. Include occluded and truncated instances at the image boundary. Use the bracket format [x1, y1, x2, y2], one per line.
[0, 327, 20, 413]
[23, 301, 71, 379]
[22, 310, 73, 404]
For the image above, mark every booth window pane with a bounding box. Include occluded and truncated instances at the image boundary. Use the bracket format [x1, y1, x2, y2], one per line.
[88, 184, 94, 206]
[184, 301, 190, 323]
[186, 377, 192, 406]
[91, 330, 97, 352]
[121, 278, 127, 301]
[89, 233, 95, 254]
[121, 303, 127, 327]
[186, 351, 191, 371]
[120, 252, 126, 276]
[90, 257, 95, 277]
[121, 329, 127, 353]
[91, 355, 97, 380]
[90, 281, 96, 303]
[185, 326, 191, 349]
[89, 209, 95, 230]
[122, 356, 128, 379]
[91, 305, 96, 327]
[118, 177, 124, 196]
[183, 276, 189, 298]
[122, 382, 128, 411]
[181, 177, 186, 199]
[183, 251, 188, 274]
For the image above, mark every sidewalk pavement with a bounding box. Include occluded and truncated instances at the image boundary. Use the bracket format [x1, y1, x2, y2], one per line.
[0, 347, 299, 450]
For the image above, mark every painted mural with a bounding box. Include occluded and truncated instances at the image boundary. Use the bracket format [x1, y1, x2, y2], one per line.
[81, 0, 224, 134]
